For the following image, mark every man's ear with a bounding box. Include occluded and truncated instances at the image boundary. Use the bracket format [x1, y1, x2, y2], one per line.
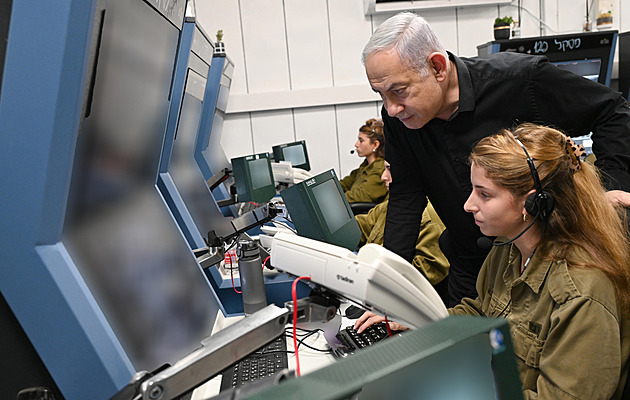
[428, 52, 448, 81]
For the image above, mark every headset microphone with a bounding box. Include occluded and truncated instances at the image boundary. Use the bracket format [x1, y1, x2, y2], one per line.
[476, 216, 538, 250]
[476, 237, 493, 250]
[350, 149, 355, 154]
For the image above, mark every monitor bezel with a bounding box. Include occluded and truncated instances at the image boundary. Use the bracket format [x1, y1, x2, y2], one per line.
[280, 169, 360, 251]
[231, 152, 276, 204]
[272, 140, 311, 171]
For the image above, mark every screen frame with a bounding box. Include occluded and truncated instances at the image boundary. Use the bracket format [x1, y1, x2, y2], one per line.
[280, 169, 361, 251]
[231, 152, 276, 204]
[272, 140, 311, 171]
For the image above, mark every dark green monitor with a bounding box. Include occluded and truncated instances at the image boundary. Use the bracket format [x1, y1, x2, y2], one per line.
[272, 140, 310, 171]
[231, 152, 276, 204]
[280, 169, 361, 251]
[248, 316, 524, 400]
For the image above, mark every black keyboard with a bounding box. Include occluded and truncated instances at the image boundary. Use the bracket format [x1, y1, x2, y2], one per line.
[334, 323, 399, 356]
[219, 336, 288, 391]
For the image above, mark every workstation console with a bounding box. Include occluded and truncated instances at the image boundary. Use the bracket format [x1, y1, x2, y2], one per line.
[1, 2, 525, 398]
[1, 0, 221, 398]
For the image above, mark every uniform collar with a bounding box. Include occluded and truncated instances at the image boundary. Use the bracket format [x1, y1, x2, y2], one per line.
[502, 242, 558, 294]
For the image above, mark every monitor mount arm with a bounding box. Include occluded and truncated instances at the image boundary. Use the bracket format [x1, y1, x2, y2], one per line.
[206, 167, 238, 207]
[195, 202, 280, 269]
[206, 167, 231, 191]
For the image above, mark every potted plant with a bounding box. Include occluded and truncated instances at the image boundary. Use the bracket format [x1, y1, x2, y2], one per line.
[215, 29, 225, 54]
[493, 16, 513, 40]
[596, 11, 613, 30]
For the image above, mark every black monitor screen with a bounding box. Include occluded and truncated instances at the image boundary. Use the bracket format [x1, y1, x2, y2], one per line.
[553, 59, 601, 82]
[311, 178, 352, 234]
[272, 140, 310, 171]
[249, 157, 274, 189]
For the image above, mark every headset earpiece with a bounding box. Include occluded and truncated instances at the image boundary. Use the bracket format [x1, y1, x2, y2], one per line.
[525, 191, 554, 220]
[515, 138, 555, 221]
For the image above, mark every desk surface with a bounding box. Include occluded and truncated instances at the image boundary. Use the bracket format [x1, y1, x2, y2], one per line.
[190, 304, 353, 399]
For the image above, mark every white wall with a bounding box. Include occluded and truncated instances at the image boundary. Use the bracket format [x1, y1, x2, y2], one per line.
[195, 0, 630, 178]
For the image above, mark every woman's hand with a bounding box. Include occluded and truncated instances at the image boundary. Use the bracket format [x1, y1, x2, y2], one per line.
[353, 311, 410, 333]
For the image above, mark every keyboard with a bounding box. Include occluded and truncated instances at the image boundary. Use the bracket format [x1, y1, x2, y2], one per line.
[219, 336, 288, 391]
[334, 323, 399, 356]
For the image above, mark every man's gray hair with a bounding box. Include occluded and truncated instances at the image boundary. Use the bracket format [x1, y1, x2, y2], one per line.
[362, 12, 447, 78]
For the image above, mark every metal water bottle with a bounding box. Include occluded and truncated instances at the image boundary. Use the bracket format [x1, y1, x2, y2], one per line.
[237, 239, 268, 315]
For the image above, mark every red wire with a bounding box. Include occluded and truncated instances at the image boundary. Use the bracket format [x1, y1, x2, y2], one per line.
[292, 276, 310, 377]
[228, 253, 242, 294]
[263, 256, 270, 269]
[383, 314, 393, 337]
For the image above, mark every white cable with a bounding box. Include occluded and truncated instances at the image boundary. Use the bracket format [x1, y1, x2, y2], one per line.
[505, 4, 588, 35]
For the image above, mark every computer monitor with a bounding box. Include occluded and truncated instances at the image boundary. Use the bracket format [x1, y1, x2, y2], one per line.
[164, 73, 235, 244]
[197, 55, 237, 215]
[231, 152, 276, 204]
[1, 2, 226, 398]
[198, 55, 234, 180]
[157, 21, 235, 249]
[280, 169, 361, 251]
[272, 140, 311, 171]
[62, 0, 218, 373]
[552, 58, 601, 82]
[249, 315, 523, 400]
[477, 30, 617, 87]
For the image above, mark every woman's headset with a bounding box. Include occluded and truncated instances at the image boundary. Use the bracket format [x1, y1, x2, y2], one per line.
[515, 138, 555, 221]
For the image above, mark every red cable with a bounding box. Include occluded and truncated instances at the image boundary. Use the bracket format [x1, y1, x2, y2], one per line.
[292, 276, 310, 377]
[263, 256, 270, 269]
[383, 314, 393, 337]
[228, 253, 242, 294]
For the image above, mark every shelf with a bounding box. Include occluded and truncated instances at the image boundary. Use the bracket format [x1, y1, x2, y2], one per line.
[364, 0, 513, 15]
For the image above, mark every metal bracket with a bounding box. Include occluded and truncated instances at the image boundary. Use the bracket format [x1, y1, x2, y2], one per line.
[112, 305, 290, 400]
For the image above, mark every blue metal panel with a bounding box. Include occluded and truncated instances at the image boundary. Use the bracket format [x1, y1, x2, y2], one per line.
[159, 21, 195, 174]
[196, 55, 238, 217]
[156, 21, 207, 249]
[0, 1, 135, 399]
[157, 21, 219, 250]
[604, 32, 618, 87]
[196, 56, 227, 179]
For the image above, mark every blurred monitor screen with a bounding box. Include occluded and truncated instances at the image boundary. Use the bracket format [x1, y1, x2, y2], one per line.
[62, 0, 217, 371]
